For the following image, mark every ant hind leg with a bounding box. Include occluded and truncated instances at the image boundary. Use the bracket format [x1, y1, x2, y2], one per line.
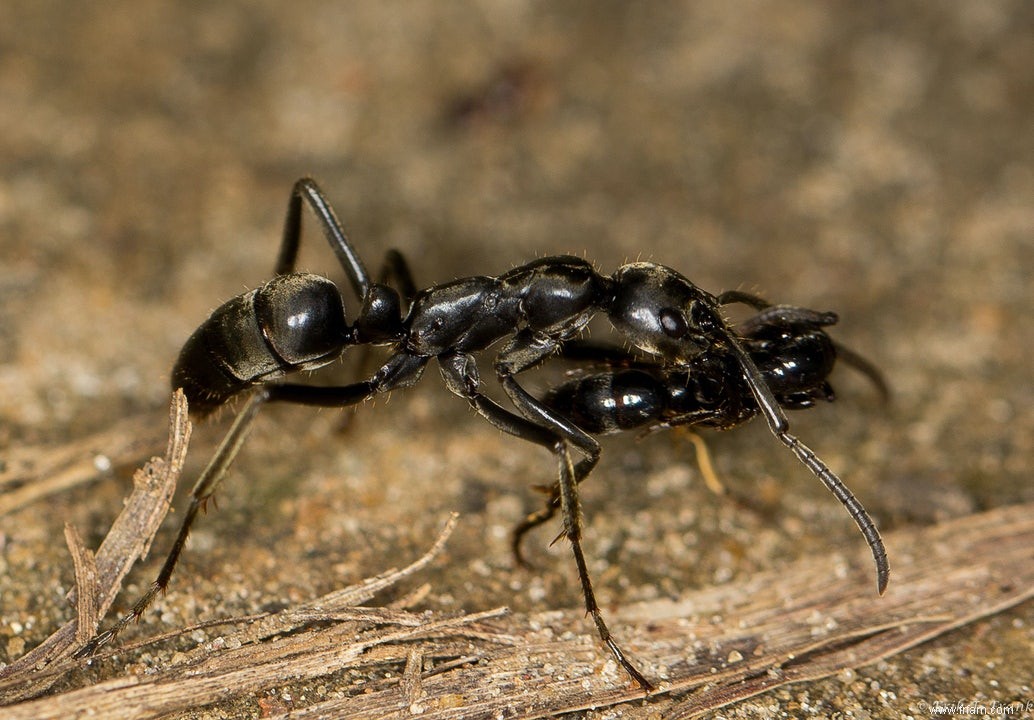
[75, 389, 270, 658]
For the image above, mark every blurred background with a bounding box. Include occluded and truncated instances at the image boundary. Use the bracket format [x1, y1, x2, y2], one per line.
[1, 1, 1031, 716]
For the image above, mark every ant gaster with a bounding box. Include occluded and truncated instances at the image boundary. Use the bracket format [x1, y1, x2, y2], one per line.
[77, 179, 888, 692]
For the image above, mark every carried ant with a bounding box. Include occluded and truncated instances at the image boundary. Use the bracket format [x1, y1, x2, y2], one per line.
[517, 302, 888, 564]
[76, 178, 888, 692]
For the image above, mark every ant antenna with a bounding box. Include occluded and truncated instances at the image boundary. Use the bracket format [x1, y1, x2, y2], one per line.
[722, 327, 889, 596]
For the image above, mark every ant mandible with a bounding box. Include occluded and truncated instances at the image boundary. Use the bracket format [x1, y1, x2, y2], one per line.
[77, 178, 888, 693]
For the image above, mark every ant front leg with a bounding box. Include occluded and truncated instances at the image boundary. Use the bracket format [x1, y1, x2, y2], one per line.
[494, 329, 601, 481]
[493, 333, 652, 691]
[436, 352, 576, 568]
[492, 329, 603, 560]
[438, 350, 560, 449]
[510, 340, 646, 566]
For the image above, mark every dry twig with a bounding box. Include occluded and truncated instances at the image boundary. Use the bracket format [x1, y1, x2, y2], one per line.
[0, 391, 190, 701]
[0, 491, 1030, 718]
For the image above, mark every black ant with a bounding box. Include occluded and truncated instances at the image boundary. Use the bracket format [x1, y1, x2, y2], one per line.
[76, 179, 888, 692]
[515, 302, 888, 566]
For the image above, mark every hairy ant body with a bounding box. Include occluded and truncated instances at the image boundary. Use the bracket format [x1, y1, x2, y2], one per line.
[77, 179, 888, 692]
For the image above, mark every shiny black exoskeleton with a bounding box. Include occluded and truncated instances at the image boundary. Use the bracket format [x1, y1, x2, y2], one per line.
[78, 179, 889, 693]
[514, 304, 888, 566]
[544, 304, 847, 436]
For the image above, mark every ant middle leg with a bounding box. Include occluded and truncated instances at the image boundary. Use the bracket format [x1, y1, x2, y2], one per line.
[366, 349, 653, 688]
[491, 340, 651, 689]
[554, 439, 653, 692]
[436, 350, 586, 566]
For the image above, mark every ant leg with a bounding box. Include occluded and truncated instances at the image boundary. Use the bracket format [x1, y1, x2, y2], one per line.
[555, 439, 653, 692]
[494, 330, 602, 481]
[511, 498, 558, 567]
[683, 430, 725, 495]
[267, 353, 430, 407]
[833, 342, 891, 403]
[75, 390, 270, 657]
[438, 351, 583, 568]
[513, 412, 727, 564]
[775, 430, 889, 595]
[491, 339, 651, 688]
[510, 450, 606, 568]
[717, 289, 771, 310]
[438, 351, 559, 450]
[77, 355, 427, 657]
[449, 392, 574, 569]
[276, 178, 372, 299]
[378, 248, 417, 303]
[491, 333, 604, 563]
[500, 368, 601, 507]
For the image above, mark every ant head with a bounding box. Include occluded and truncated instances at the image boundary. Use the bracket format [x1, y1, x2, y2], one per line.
[255, 274, 353, 369]
[608, 263, 725, 362]
[738, 306, 838, 398]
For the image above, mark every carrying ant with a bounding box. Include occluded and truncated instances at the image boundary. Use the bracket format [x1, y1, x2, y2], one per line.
[76, 178, 888, 692]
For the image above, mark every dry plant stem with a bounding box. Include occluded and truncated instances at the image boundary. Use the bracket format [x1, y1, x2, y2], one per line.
[1, 502, 1029, 720]
[0, 512, 497, 720]
[63, 524, 99, 647]
[0, 391, 190, 701]
[177, 512, 465, 657]
[74, 391, 263, 656]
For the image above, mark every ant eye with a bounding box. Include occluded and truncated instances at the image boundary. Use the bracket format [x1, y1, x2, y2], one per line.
[659, 308, 689, 338]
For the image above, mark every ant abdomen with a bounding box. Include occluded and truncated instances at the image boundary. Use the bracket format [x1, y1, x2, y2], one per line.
[172, 273, 350, 417]
[543, 370, 666, 434]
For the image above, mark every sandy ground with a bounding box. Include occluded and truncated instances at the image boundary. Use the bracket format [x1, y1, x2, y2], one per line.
[1, 2, 1031, 718]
